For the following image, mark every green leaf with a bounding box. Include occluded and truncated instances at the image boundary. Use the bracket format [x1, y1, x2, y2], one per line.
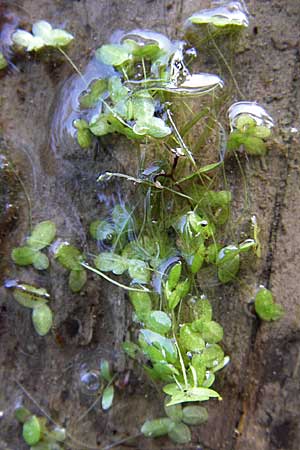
[236, 115, 257, 130]
[253, 125, 272, 139]
[100, 359, 112, 382]
[218, 255, 240, 283]
[254, 287, 284, 321]
[243, 136, 267, 156]
[132, 92, 155, 120]
[190, 355, 206, 385]
[44, 426, 66, 442]
[127, 259, 150, 283]
[133, 117, 171, 139]
[192, 297, 213, 321]
[239, 239, 256, 253]
[139, 338, 167, 364]
[69, 269, 87, 292]
[180, 325, 205, 352]
[122, 341, 140, 359]
[48, 29, 74, 47]
[190, 244, 206, 274]
[102, 385, 114, 411]
[89, 114, 113, 136]
[80, 79, 107, 108]
[55, 244, 83, 270]
[202, 370, 215, 388]
[152, 362, 179, 381]
[167, 278, 190, 310]
[77, 128, 93, 148]
[129, 291, 152, 322]
[32, 304, 53, 336]
[32, 21, 73, 47]
[146, 311, 171, 334]
[200, 321, 224, 344]
[31, 20, 52, 41]
[168, 422, 191, 444]
[73, 119, 89, 130]
[32, 252, 49, 271]
[12, 30, 44, 51]
[90, 220, 115, 241]
[141, 418, 174, 438]
[12, 284, 49, 309]
[27, 220, 56, 250]
[139, 329, 177, 363]
[15, 407, 31, 423]
[112, 204, 134, 234]
[94, 252, 128, 275]
[11, 246, 36, 265]
[164, 396, 183, 423]
[167, 262, 182, 291]
[22, 415, 41, 445]
[212, 355, 230, 373]
[182, 405, 208, 425]
[0, 52, 8, 70]
[200, 344, 224, 368]
[188, 5, 249, 28]
[108, 76, 129, 103]
[96, 44, 130, 66]
[163, 383, 183, 396]
[166, 386, 221, 406]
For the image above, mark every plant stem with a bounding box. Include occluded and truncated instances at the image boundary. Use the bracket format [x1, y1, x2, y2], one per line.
[81, 262, 150, 293]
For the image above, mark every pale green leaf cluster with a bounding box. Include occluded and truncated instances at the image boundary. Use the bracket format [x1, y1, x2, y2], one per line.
[12, 20, 73, 51]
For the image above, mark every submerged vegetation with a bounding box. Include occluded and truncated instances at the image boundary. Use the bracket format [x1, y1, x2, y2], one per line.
[3, 0, 285, 448]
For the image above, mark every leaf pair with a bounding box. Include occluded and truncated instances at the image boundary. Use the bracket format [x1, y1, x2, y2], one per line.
[141, 397, 208, 444]
[100, 359, 115, 411]
[10, 283, 53, 336]
[11, 221, 56, 271]
[15, 408, 65, 449]
[164, 262, 190, 309]
[94, 252, 150, 284]
[54, 243, 87, 293]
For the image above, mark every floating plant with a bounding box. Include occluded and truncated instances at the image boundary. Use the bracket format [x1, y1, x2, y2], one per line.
[187, 1, 249, 28]
[227, 101, 274, 155]
[12, 20, 74, 51]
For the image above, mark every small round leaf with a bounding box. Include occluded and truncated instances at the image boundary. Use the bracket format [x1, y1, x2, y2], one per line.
[32, 304, 53, 336]
[22, 415, 41, 446]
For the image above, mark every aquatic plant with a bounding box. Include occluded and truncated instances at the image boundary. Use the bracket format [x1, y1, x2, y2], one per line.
[12, 20, 73, 51]
[5, 1, 285, 447]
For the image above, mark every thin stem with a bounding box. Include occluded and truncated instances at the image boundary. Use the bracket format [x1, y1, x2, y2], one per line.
[81, 262, 150, 293]
[174, 336, 188, 390]
[209, 33, 244, 99]
[167, 110, 196, 166]
[58, 47, 87, 88]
